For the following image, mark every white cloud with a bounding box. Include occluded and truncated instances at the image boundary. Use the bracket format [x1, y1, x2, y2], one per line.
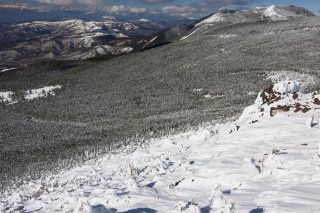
[204, 0, 258, 7]
[2, 0, 261, 18]
[162, 0, 260, 17]
[162, 5, 195, 16]
[35, 0, 105, 6]
[104, 5, 147, 14]
[139, 0, 173, 3]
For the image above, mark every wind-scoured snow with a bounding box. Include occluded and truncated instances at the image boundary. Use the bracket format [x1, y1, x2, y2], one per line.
[1, 81, 320, 212]
[0, 85, 61, 104]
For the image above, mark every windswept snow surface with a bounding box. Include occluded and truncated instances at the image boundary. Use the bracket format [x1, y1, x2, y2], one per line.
[2, 81, 320, 212]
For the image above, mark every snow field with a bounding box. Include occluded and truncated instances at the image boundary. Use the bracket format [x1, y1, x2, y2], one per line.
[1, 81, 320, 212]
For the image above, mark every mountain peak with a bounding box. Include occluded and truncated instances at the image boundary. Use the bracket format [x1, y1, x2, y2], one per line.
[218, 7, 237, 14]
[261, 5, 315, 21]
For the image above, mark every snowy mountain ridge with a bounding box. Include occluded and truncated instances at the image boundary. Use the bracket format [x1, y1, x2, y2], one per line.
[1, 18, 165, 41]
[12, 19, 135, 38]
[0, 18, 167, 69]
[262, 5, 315, 21]
[196, 5, 315, 26]
[2, 81, 320, 213]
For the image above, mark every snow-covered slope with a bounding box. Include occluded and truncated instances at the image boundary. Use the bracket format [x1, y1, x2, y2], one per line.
[1, 81, 320, 212]
[195, 11, 252, 26]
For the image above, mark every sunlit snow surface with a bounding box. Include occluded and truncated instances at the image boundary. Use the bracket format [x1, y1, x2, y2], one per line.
[1, 82, 320, 213]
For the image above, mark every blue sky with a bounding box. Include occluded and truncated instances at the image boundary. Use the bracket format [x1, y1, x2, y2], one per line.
[0, 0, 319, 19]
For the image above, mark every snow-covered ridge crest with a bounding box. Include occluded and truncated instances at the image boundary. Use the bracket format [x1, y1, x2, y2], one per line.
[2, 81, 320, 212]
[195, 5, 314, 27]
[12, 19, 137, 38]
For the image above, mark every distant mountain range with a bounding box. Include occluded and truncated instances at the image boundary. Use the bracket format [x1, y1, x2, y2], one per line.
[0, 5, 315, 71]
[0, 18, 169, 70]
